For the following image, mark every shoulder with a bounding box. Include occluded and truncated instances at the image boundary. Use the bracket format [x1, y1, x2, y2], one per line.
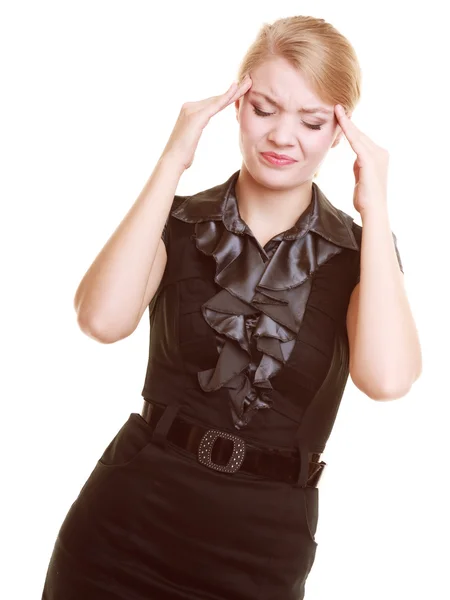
[170, 174, 236, 224]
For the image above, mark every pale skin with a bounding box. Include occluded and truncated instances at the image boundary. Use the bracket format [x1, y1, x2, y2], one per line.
[74, 78, 254, 342]
[336, 105, 422, 400]
[232, 57, 421, 400]
[75, 58, 422, 402]
[233, 57, 345, 247]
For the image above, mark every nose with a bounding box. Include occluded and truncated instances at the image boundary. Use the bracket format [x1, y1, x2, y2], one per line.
[266, 117, 297, 148]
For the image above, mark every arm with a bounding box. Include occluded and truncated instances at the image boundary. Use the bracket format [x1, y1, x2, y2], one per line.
[75, 78, 252, 344]
[74, 154, 184, 344]
[346, 208, 422, 400]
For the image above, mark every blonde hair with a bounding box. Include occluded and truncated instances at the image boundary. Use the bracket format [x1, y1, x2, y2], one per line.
[236, 15, 362, 178]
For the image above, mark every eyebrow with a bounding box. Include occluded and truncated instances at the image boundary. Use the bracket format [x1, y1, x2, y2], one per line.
[249, 90, 334, 115]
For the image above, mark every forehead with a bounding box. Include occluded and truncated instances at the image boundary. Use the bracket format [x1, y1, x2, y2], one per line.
[250, 57, 332, 112]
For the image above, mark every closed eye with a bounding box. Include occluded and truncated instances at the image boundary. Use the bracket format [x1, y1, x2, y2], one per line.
[252, 105, 323, 131]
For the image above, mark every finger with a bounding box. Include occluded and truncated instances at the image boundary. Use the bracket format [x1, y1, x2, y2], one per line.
[213, 77, 252, 112]
[336, 105, 373, 146]
[198, 80, 241, 111]
[335, 105, 372, 153]
[223, 76, 252, 103]
[233, 78, 252, 101]
[190, 88, 232, 118]
[224, 78, 252, 110]
[195, 77, 252, 120]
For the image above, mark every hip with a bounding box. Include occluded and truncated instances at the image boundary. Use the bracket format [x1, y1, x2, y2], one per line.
[55, 411, 320, 598]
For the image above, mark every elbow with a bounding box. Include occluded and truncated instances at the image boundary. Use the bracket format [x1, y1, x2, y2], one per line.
[76, 312, 132, 344]
[367, 382, 413, 401]
[372, 361, 423, 401]
[351, 371, 415, 401]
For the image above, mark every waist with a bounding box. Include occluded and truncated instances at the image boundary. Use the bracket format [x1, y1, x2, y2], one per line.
[141, 399, 326, 487]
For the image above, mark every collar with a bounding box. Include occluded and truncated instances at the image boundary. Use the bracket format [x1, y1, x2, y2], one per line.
[170, 169, 359, 429]
[171, 169, 359, 251]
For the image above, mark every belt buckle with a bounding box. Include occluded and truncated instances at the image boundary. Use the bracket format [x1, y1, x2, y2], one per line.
[198, 429, 246, 473]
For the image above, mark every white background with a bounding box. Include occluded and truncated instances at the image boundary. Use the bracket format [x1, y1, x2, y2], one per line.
[1, 1, 449, 598]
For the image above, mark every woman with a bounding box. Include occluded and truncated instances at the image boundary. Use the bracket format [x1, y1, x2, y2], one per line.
[41, 15, 422, 600]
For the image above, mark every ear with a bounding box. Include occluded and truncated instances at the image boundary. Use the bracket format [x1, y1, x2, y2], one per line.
[235, 99, 241, 123]
[331, 131, 343, 149]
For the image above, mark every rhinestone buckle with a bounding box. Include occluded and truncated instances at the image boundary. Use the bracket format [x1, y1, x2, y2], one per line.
[197, 429, 246, 473]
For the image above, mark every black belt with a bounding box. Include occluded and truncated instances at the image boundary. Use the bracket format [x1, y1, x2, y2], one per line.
[141, 400, 326, 487]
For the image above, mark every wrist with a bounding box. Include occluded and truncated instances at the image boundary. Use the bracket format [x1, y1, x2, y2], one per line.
[158, 151, 187, 176]
[360, 205, 390, 226]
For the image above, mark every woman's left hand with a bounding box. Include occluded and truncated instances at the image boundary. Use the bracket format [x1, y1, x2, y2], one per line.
[334, 104, 389, 216]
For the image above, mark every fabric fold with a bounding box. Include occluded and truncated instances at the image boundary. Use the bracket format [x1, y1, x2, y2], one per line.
[171, 170, 359, 429]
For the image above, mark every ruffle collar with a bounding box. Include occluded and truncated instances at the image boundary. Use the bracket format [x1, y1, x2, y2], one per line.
[171, 170, 359, 429]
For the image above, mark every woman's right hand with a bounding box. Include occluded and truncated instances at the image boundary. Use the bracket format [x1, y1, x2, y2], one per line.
[160, 75, 253, 171]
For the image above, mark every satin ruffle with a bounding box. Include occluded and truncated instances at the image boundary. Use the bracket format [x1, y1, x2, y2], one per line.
[172, 170, 359, 429]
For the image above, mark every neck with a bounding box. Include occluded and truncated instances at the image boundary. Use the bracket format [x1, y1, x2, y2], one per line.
[234, 164, 314, 237]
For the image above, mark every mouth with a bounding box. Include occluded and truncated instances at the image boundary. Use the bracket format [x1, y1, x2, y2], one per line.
[260, 152, 298, 166]
[262, 152, 296, 160]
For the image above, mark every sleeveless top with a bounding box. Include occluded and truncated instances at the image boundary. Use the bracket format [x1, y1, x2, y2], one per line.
[141, 169, 403, 453]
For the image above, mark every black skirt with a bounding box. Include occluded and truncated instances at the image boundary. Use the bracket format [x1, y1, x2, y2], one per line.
[41, 412, 319, 600]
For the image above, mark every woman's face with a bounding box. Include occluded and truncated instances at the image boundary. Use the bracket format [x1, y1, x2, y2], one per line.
[235, 56, 343, 189]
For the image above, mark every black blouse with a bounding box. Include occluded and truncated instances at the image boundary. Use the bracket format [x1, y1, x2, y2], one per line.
[141, 170, 403, 453]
